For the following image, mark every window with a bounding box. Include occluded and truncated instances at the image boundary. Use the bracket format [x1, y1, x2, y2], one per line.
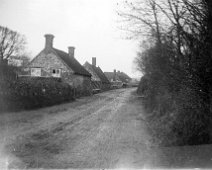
[31, 68, 41, 77]
[52, 69, 61, 77]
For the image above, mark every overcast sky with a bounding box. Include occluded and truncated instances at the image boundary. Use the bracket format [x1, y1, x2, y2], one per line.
[0, 0, 141, 78]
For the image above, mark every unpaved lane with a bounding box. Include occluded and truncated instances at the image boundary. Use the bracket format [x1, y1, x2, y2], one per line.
[1, 88, 153, 169]
[3, 88, 212, 169]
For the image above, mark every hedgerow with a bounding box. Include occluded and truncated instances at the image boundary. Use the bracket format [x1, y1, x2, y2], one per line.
[137, 44, 211, 146]
[0, 65, 75, 112]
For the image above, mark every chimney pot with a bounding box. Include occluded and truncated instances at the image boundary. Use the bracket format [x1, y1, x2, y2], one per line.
[92, 57, 96, 66]
[44, 34, 54, 49]
[68, 46, 75, 58]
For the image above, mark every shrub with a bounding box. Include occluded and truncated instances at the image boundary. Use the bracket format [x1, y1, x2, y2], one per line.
[172, 84, 210, 145]
[144, 91, 179, 146]
[0, 72, 75, 112]
[139, 75, 211, 146]
[137, 75, 149, 96]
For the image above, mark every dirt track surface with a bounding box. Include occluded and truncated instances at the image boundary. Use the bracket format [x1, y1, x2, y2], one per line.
[1, 88, 212, 169]
[0, 88, 148, 169]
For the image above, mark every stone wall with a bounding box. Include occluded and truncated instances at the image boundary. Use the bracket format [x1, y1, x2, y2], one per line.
[29, 50, 73, 75]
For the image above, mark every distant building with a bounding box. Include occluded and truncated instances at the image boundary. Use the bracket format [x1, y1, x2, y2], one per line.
[104, 70, 132, 88]
[116, 71, 132, 87]
[128, 78, 140, 87]
[28, 34, 92, 95]
[84, 57, 111, 92]
[104, 70, 123, 88]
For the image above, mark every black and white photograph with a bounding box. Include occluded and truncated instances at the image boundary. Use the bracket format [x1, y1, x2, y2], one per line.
[0, 0, 212, 169]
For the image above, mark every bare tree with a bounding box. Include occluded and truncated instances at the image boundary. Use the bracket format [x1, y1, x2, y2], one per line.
[0, 25, 26, 65]
[118, 0, 212, 145]
[117, 0, 167, 42]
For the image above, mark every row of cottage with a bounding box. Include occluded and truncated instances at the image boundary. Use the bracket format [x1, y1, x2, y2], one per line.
[22, 34, 131, 94]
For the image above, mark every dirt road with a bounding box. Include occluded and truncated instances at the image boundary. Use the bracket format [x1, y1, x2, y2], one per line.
[1, 88, 212, 169]
[0, 88, 151, 169]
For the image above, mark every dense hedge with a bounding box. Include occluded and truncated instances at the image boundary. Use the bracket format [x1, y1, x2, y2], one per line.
[136, 44, 212, 146]
[138, 74, 211, 146]
[0, 65, 75, 112]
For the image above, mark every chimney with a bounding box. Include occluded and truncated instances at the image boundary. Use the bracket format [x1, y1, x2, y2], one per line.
[44, 34, 54, 49]
[92, 57, 96, 66]
[113, 69, 116, 81]
[68, 46, 75, 58]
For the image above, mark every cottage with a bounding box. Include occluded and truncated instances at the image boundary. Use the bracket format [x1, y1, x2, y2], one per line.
[84, 57, 110, 92]
[104, 69, 123, 88]
[29, 34, 92, 96]
[116, 71, 132, 87]
[104, 70, 131, 88]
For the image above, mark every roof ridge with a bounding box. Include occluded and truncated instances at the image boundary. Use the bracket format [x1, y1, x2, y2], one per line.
[85, 63, 110, 83]
[53, 48, 91, 77]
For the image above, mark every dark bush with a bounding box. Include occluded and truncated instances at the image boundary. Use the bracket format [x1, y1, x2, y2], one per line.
[0, 66, 75, 112]
[136, 43, 211, 146]
[137, 75, 149, 96]
[138, 74, 211, 146]
[172, 83, 210, 145]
